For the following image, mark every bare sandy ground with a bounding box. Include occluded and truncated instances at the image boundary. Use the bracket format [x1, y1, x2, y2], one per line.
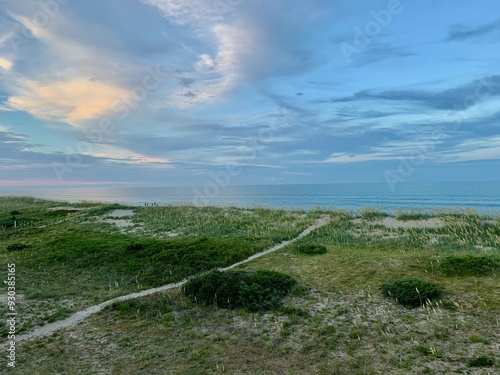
[354, 217, 446, 229]
[48, 207, 85, 211]
[107, 209, 134, 218]
[102, 209, 136, 229]
[2, 216, 330, 347]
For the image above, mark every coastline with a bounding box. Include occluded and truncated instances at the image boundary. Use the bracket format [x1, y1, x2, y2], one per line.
[1, 181, 500, 216]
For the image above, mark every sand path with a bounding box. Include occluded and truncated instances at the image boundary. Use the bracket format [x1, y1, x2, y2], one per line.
[4, 216, 330, 347]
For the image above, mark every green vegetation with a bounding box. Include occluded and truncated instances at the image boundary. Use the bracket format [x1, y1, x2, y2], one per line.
[293, 243, 328, 255]
[380, 278, 443, 308]
[130, 205, 315, 241]
[0, 197, 318, 335]
[184, 270, 296, 311]
[357, 207, 389, 220]
[107, 293, 174, 320]
[467, 355, 495, 367]
[440, 255, 500, 276]
[6, 242, 29, 252]
[2, 198, 499, 374]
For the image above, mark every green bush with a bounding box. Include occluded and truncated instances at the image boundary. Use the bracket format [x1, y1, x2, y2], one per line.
[184, 270, 297, 311]
[6, 243, 29, 252]
[467, 355, 495, 367]
[294, 244, 327, 255]
[239, 283, 277, 311]
[440, 255, 500, 276]
[380, 278, 442, 308]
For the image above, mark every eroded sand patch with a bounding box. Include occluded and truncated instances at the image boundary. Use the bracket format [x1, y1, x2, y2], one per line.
[354, 217, 445, 229]
[100, 209, 136, 232]
[107, 209, 134, 218]
[102, 219, 134, 228]
[48, 207, 85, 211]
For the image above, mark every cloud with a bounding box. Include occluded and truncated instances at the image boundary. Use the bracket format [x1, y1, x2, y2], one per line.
[439, 136, 500, 163]
[91, 144, 172, 165]
[448, 18, 500, 41]
[141, 0, 330, 107]
[7, 78, 126, 126]
[353, 43, 413, 66]
[0, 56, 13, 71]
[1, 2, 182, 127]
[0, 179, 139, 187]
[329, 75, 500, 110]
[176, 76, 194, 87]
[321, 132, 500, 165]
[139, 0, 238, 27]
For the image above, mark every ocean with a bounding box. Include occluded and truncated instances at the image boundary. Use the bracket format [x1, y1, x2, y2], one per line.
[1, 181, 499, 215]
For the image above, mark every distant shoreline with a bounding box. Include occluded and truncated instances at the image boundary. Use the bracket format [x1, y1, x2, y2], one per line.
[1, 195, 499, 218]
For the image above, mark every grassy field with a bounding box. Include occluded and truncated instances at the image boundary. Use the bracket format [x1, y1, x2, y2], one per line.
[1, 197, 499, 374]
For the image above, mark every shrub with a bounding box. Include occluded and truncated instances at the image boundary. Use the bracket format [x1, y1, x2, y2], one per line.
[467, 355, 495, 367]
[440, 255, 500, 276]
[294, 244, 327, 255]
[249, 269, 297, 292]
[6, 243, 29, 252]
[380, 278, 442, 308]
[184, 270, 296, 311]
[239, 283, 277, 311]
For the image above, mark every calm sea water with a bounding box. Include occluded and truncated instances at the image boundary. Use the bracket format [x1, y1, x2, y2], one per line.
[1, 181, 499, 214]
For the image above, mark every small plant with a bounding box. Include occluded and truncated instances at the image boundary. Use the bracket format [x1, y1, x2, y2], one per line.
[6, 243, 29, 252]
[467, 355, 495, 367]
[380, 278, 442, 308]
[45, 306, 73, 323]
[277, 305, 309, 318]
[184, 270, 296, 311]
[440, 255, 500, 276]
[294, 244, 327, 255]
[357, 207, 389, 220]
[416, 345, 432, 356]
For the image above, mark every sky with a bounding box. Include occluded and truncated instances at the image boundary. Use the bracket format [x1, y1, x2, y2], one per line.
[0, 0, 499, 189]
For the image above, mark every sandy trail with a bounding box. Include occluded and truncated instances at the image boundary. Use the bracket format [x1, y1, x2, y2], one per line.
[4, 216, 330, 347]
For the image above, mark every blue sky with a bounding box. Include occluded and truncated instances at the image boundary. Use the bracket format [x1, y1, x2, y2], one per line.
[0, 0, 499, 188]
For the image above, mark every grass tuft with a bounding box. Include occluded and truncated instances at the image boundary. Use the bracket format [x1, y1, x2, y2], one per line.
[467, 355, 495, 367]
[380, 278, 442, 308]
[440, 255, 500, 276]
[293, 244, 328, 255]
[6, 243, 29, 252]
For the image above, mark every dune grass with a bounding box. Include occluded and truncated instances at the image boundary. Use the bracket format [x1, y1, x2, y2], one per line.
[1, 199, 499, 374]
[0, 197, 320, 337]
